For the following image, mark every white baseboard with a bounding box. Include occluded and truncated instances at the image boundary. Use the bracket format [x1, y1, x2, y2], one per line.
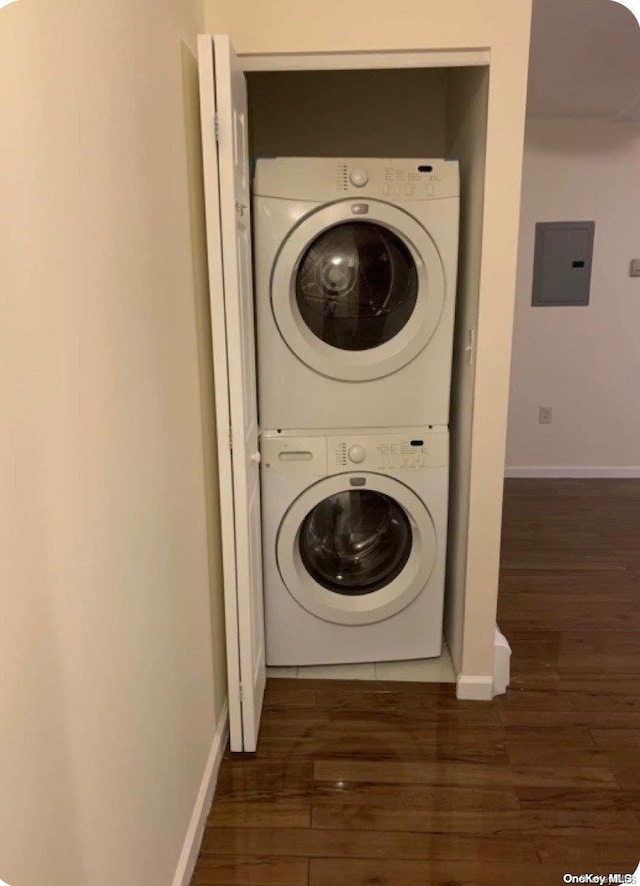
[493, 627, 511, 698]
[456, 675, 494, 701]
[456, 628, 511, 701]
[505, 466, 640, 479]
[172, 700, 229, 886]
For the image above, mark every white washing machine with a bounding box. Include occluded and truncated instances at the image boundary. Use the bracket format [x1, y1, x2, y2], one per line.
[253, 157, 459, 430]
[261, 427, 448, 666]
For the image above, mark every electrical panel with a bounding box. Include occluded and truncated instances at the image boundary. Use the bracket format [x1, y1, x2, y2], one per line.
[532, 221, 595, 307]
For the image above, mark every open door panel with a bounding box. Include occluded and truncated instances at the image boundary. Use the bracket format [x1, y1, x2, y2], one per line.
[197, 33, 265, 753]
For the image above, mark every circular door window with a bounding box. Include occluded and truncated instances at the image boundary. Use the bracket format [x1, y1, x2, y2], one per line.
[271, 200, 446, 382]
[299, 489, 412, 595]
[299, 489, 412, 594]
[276, 473, 437, 626]
[295, 223, 418, 352]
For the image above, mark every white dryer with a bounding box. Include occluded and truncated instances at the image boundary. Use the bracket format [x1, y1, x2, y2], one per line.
[253, 157, 459, 430]
[261, 427, 448, 666]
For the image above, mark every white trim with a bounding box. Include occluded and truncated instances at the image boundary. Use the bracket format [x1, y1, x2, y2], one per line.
[171, 702, 229, 886]
[493, 627, 511, 698]
[456, 675, 493, 701]
[505, 466, 640, 479]
[239, 49, 490, 72]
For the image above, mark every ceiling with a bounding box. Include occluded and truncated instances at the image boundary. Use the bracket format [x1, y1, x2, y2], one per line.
[527, 0, 640, 118]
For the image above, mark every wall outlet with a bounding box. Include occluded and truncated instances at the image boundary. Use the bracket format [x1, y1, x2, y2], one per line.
[539, 406, 553, 425]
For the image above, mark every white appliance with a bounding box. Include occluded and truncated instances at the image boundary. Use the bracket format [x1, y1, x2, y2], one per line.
[261, 427, 448, 666]
[253, 157, 459, 430]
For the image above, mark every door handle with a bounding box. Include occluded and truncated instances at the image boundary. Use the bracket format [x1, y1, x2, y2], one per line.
[465, 328, 476, 366]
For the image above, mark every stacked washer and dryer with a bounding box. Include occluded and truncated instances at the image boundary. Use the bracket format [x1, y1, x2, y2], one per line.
[253, 157, 459, 667]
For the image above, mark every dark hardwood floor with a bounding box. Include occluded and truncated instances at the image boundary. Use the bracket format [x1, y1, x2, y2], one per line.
[191, 479, 640, 885]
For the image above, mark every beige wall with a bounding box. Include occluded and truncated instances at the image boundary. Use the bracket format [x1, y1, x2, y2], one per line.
[508, 116, 640, 472]
[0, 1, 225, 884]
[205, 0, 532, 681]
[204, 0, 529, 58]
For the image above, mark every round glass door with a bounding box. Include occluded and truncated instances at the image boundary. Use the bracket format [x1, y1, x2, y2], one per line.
[276, 472, 437, 626]
[295, 222, 418, 352]
[299, 490, 412, 595]
[271, 200, 446, 382]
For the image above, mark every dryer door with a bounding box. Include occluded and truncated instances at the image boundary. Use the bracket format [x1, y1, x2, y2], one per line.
[271, 200, 446, 382]
[277, 473, 437, 626]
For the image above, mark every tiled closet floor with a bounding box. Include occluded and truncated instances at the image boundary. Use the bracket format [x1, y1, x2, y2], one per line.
[266, 642, 456, 683]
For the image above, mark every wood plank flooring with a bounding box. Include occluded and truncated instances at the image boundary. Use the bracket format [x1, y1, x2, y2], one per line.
[191, 479, 640, 885]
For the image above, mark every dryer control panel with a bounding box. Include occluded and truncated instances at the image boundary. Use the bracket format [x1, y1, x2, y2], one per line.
[253, 157, 460, 202]
[335, 162, 452, 202]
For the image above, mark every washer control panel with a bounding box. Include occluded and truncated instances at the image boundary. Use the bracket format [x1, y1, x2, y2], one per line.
[330, 430, 448, 472]
[261, 429, 448, 475]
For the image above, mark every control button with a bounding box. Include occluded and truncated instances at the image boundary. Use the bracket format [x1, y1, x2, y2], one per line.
[348, 445, 367, 464]
[349, 168, 369, 188]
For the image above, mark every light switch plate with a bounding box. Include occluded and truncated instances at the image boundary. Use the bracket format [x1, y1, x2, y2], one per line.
[630, 259, 640, 277]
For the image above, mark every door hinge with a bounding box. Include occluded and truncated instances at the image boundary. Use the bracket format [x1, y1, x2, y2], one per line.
[214, 113, 219, 143]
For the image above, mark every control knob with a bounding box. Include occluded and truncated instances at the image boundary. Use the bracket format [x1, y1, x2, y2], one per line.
[349, 168, 369, 188]
[348, 445, 367, 464]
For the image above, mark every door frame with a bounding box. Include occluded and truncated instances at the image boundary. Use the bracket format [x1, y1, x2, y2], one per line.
[201, 41, 502, 745]
[239, 49, 490, 71]
[233, 46, 491, 695]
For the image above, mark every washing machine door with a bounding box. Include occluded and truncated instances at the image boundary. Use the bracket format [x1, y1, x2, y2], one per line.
[276, 473, 437, 626]
[271, 200, 446, 382]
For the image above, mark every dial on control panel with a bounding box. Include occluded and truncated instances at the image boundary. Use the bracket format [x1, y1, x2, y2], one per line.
[349, 168, 369, 188]
[348, 445, 367, 464]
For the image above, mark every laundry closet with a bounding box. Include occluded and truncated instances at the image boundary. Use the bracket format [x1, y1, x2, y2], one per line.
[198, 10, 531, 752]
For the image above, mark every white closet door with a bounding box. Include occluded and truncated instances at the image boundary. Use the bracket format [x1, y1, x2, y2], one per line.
[198, 34, 265, 753]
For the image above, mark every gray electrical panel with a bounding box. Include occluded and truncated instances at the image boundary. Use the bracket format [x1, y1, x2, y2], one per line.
[532, 221, 595, 307]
